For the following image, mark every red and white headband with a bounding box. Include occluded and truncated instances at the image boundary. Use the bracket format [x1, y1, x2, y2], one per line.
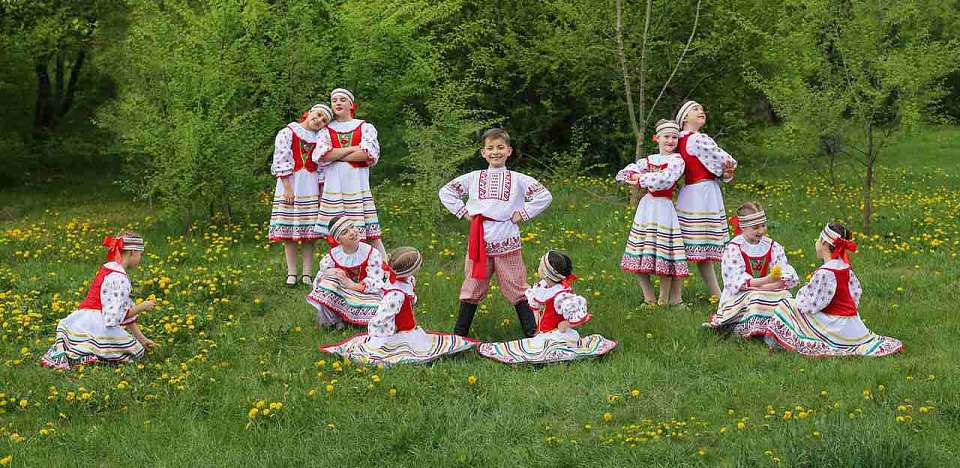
[102, 235, 144, 261]
[675, 100, 700, 126]
[330, 88, 355, 103]
[310, 103, 333, 121]
[655, 120, 680, 137]
[738, 210, 766, 228]
[329, 217, 355, 242]
[539, 251, 577, 287]
[820, 224, 857, 264]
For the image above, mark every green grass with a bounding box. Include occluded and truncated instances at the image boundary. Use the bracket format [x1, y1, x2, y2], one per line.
[1, 128, 958, 467]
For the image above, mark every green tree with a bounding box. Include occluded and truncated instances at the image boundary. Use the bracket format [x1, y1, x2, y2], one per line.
[745, 0, 960, 232]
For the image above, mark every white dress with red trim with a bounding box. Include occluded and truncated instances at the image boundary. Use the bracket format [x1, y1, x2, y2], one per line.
[710, 235, 800, 328]
[40, 262, 145, 369]
[307, 242, 386, 326]
[269, 122, 323, 242]
[741, 260, 903, 357]
[478, 281, 617, 364]
[319, 276, 476, 366]
[675, 130, 737, 262]
[616, 154, 688, 277]
[312, 119, 382, 241]
[439, 167, 552, 257]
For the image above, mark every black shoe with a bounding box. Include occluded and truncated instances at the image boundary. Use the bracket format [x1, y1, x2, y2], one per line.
[284, 274, 298, 288]
[454, 301, 478, 337]
[514, 300, 537, 338]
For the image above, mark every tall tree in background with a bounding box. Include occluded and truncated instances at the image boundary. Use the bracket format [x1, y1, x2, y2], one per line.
[745, 0, 960, 232]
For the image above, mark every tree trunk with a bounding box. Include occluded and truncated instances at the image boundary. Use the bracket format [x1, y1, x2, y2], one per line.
[614, 0, 641, 165]
[34, 58, 54, 134]
[62, 49, 86, 116]
[862, 123, 874, 233]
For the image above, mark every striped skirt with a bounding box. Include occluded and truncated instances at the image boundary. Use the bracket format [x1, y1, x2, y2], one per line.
[307, 274, 382, 326]
[315, 162, 381, 240]
[676, 180, 728, 263]
[320, 328, 476, 366]
[710, 291, 903, 357]
[269, 170, 323, 242]
[478, 329, 618, 364]
[621, 194, 688, 277]
[40, 309, 145, 369]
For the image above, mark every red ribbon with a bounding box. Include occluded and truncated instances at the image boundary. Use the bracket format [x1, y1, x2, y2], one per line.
[831, 238, 858, 265]
[560, 273, 578, 288]
[730, 216, 742, 236]
[324, 235, 339, 248]
[467, 215, 490, 279]
[384, 263, 397, 284]
[651, 134, 658, 142]
[102, 236, 124, 262]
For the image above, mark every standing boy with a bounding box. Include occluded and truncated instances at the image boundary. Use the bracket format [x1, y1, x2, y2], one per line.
[439, 128, 553, 338]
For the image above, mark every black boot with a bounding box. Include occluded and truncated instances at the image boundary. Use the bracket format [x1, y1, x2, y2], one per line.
[454, 301, 478, 337]
[514, 300, 538, 338]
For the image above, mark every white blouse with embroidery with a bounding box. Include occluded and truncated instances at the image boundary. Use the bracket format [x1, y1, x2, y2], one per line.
[796, 259, 862, 314]
[525, 280, 589, 325]
[680, 131, 737, 182]
[271, 122, 319, 178]
[615, 153, 685, 192]
[438, 167, 553, 255]
[720, 235, 799, 301]
[99, 262, 134, 327]
[316, 242, 385, 294]
[367, 277, 416, 337]
[312, 119, 381, 167]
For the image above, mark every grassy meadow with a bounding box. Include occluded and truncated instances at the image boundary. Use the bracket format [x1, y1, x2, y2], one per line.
[0, 128, 958, 467]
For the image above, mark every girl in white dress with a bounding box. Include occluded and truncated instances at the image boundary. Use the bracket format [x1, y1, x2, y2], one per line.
[41, 232, 157, 369]
[269, 104, 333, 287]
[307, 216, 386, 329]
[312, 88, 386, 256]
[320, 247, 476, 366]
[674, 100, 737, 298]
[478, 250, 618, 364]
[616, 120, 688, 306]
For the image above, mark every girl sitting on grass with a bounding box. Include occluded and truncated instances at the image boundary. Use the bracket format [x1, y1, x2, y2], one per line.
[41, 232, 157, 369]
[478, 250, 617, 364]
[320, 247, 476, 366]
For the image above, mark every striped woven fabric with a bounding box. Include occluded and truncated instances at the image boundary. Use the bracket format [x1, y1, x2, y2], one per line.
[621, 220, 689, 277]
[320, 329, 475, 367]
[478, 332, 617, 364]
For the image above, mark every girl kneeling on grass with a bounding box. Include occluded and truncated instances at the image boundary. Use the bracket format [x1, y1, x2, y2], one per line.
[307, 216, 386, 329]
[478, 250, 618, 364]
[616, 119, 689, 306]
[319, 247, 476, 366]
[41, 231, 157, 369]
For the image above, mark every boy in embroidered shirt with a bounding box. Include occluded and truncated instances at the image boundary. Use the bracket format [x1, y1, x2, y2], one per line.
[439, 128, 553, 338]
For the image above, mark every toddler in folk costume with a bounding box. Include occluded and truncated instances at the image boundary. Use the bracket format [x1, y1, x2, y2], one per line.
[478, 250, 617, 364]
[41, 232, 157, 369]
[312, 88, 386, 256]
[269, 103, 333, 288]
[320, 247, 476, 366]
[307, 216, 386, 330]
[439, 128, 553, 339]
[616, 119, 689, 306]
[753, 223, 903, 357]
[708, 202, 799, 333]
[674, 100, 737, 298]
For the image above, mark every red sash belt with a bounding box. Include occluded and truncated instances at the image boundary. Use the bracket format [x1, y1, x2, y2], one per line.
[467, 215, 491, 279]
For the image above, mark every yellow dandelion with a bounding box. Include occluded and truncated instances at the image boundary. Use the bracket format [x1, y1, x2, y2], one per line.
[388, 388, 397, 397]
[467, 375, 478, 385]
[248, 408, 259, 419]
[602, 412, 614, 422]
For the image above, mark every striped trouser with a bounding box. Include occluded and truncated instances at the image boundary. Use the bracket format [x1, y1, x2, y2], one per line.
[459, 249, 529, 305]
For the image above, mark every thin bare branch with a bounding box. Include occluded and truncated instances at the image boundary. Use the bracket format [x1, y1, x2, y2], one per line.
[644, 0, 703, 126]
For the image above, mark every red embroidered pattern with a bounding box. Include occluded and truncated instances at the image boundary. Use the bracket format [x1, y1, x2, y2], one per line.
[486, 236, 521, 255]
[478, 170, 512, 201]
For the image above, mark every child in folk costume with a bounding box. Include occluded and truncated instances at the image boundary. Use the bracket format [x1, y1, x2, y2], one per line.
[616, 120, 688, 306]
[320, 247, 476, 366]
[41, 232, 157, 369]
[478, 250, 617, 364]
[439, 128, 553, 339]
[269, 104, 333, 288]
[312, 88, 386, 256]
[708, 202, 799, 333]
[674, 100, 737, 298]
[307, 216, 386, 330]
[754, 224, 903, 357]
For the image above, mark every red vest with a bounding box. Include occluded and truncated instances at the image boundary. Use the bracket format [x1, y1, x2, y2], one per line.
[289, 124, 318, 173]
[330, 246, 374, 283]
[644, 161, 675, 198]
[536, 287, 590, 333]
[328, 121, 369, 168]
[77, 265, 126, 311]
[821, 268, 858, 316]
[739, 241, 773, 278]
[383, 288, 417, 332]
[678, 132, 717, 184]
